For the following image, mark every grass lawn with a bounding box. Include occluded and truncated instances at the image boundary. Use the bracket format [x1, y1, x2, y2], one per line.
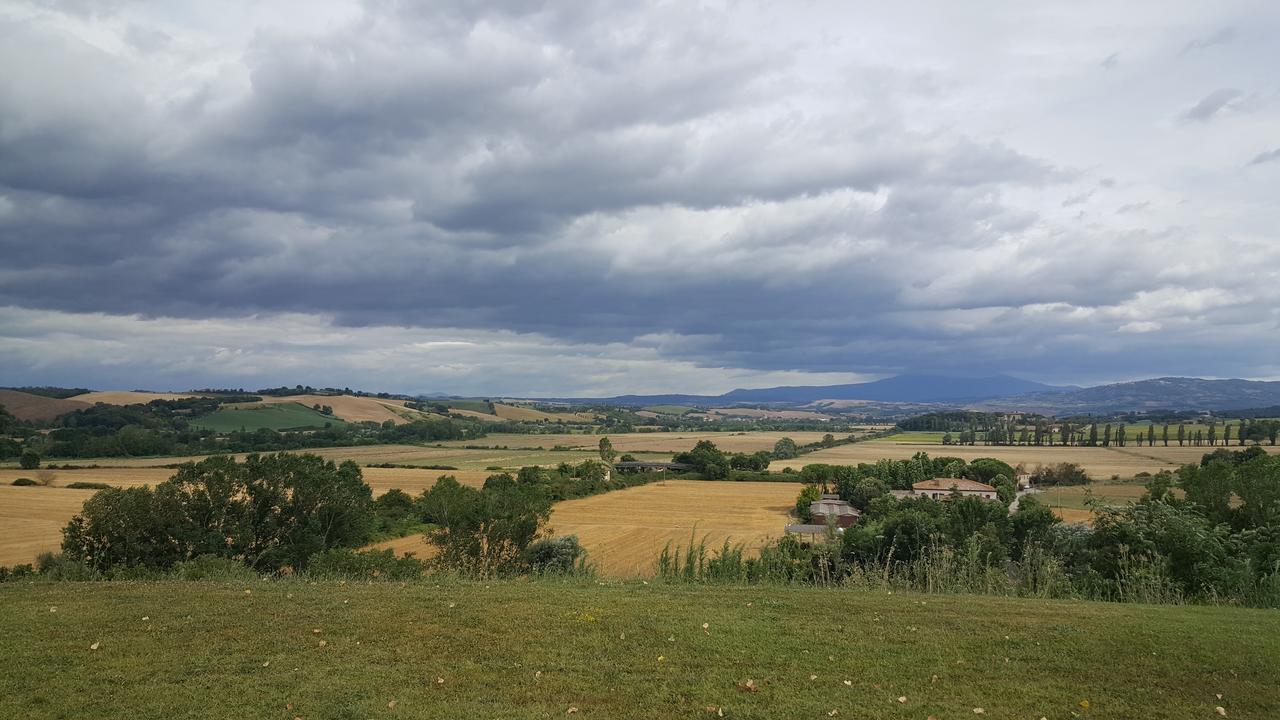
[191, 402, 348, 432]
[2, 580, 1276, 719]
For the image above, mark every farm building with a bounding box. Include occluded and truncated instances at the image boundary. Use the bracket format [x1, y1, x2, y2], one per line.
[810, 494, 860, 527]
[902, 478, 999, 501]
[787, 494, 861, 537]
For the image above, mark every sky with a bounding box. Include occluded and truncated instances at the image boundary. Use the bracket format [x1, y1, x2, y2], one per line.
[1, 0, 1278, 396]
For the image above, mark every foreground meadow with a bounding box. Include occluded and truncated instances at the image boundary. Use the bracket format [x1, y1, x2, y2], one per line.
[1, 579, 1276, 719]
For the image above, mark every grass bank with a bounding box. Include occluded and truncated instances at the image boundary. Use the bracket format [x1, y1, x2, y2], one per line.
[1, 580, 1276, 719]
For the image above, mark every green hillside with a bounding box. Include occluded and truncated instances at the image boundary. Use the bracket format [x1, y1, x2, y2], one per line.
[190, 402, 348, 432]
[1, 580, 1274, 719]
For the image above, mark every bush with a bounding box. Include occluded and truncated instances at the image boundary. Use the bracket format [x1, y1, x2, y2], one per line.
[173, 555, 257, 581]
[19, 449, 40, 470]
[522, 536, 589, 575]
[65, 482, 113, 490]
[11, 478, 37, 486]
[35, 553, 99, 581]
[305, 548, 426, 580]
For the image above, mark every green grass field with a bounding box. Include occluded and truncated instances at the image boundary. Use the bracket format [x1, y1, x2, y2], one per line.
[642, 405, 697, 415]
[1, 580, 1275, 719]
[870, 431, 947, 444]
[445, 399, 495, 414]
[191, 402, 349, 432]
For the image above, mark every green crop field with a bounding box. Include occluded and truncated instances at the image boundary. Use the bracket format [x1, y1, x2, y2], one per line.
[870, 431, 947, 444]
[1, 580, 1274, 719]
[190, 402, 349, 432]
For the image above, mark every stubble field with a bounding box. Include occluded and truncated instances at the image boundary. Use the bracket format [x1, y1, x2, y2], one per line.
[773, 440, 1279, 479]
[376, 480, 798, 577]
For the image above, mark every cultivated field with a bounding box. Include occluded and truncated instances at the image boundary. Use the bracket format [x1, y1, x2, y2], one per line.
[490, 403, 597, 423]
[2, 580, 1277, 718]
[775, 441, 1280, 479]
[376, 480, 797, 577]
[438, 431, 855, 454]
[2, 444, 669, 472]
[0, 389, 90, 422]
[190, 402, 349, 432]
[0, 467, 492, 567]
[74, 391, 204, 404]
[236, 394, 425, 425]
[0, 486, 98, 566]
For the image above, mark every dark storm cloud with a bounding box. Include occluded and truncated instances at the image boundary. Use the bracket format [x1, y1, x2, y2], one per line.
[2, 0, 1279, 392]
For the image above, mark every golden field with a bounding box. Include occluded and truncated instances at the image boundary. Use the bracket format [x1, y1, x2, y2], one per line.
[0, 486, 99, 567]
[74, 391, 204, 404]
[437, 430, 854, 453]
[375, 480, 798, 577]
[0, 466, 492, 567]
[773, 441, 1280, 479]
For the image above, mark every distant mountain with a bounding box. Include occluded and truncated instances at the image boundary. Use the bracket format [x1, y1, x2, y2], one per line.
[976, 377, 1280, 414]
[717, 374, 1072, 405]
[568, 374, 1071, 407]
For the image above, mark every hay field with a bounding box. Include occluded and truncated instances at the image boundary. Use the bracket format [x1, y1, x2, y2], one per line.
[0, 486, 98, 567]
[74, 391, 203, 404]
[446, 408, 504, 422]
[438, 431, 848, 453]
[375, 480, 797, 577]
[773, 442, 1280, 479]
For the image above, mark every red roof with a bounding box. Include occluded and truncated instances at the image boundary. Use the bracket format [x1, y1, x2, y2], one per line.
[912, 477, 997, 493]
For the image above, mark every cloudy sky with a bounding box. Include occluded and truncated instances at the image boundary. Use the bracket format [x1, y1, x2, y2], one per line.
[1, 1, 1278, 396]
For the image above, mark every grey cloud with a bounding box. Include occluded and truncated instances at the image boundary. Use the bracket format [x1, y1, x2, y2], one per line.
[1247, 148, 1280, 166]
[1179, 88, 1242, 122]
[1101, 52, 1119, 69]
[1180, 27, 1236, 55]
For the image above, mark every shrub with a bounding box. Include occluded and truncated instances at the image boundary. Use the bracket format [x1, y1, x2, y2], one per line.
[35, 553, 99, 581]
[19, 449, 40, 470]
[522, 536, 589, 575]
[305, 548, 426, 580]
[173, 555, 257, 581]
[65, 482, 113, 490]
[11, 478, 37, 486]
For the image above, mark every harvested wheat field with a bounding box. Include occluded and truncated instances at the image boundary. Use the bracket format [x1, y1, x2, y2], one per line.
[491, 403, 596, 423]
[74, 391, 204, 405]
[0, 467, 491, 568]
[373, 480, 798, 576]
[773, 442, 1280, 479]
[439, 430, 850, 454]
[230, 394, 426, 425]
[0, 466, 487, 495]
[554, 480, 795, 576]
[0, 486, 99, 567]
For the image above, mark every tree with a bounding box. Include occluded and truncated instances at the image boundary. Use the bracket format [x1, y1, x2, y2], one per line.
[1103, 424, 1112, 447]
[422, 474, 552, 575]
[62, 453, 375, 572]
[1208, 423, 1217, 447]
[675, 440, 730, 479]
[1177, 424, 1186, 447]
[597, 437, 616, 466]
[1162, 423, 1169, 447]
[19, 449, 40, 470]
[1223, 424, 1232, 447]
[1088, 423, 1099, 447]
[1147, 424, 1155, 448]
[772, 437, 799, 460]
[794, 484, 822, 522]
